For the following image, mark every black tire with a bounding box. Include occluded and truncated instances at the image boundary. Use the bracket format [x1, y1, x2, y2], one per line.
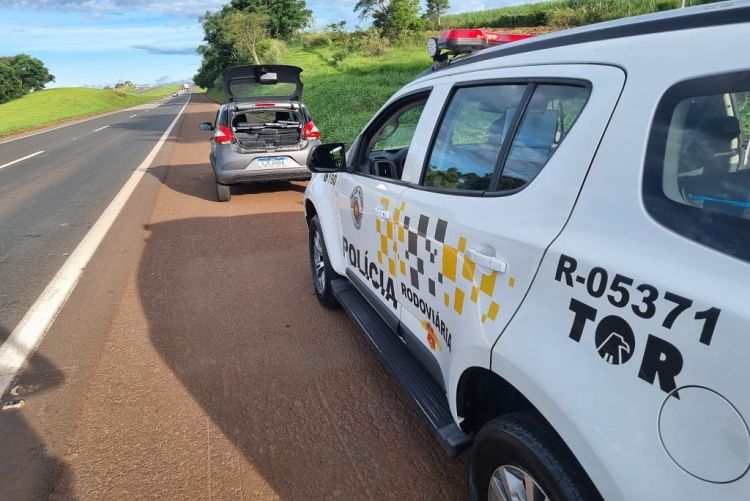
[216, 182, 231, 202]
[308, 215, 339, 308]
[469, 412, 600, 501]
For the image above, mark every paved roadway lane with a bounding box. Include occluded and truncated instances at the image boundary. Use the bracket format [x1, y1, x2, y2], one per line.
[0, 93, 188, 337]
[0, 93, 468, 499]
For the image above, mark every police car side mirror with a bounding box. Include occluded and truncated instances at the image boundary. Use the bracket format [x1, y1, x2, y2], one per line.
[199, 122, 214, 131]
[308, 143, 346, 173]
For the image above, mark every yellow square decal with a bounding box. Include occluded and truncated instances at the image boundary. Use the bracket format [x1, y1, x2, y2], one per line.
[454, 288, 465, 315]
[462, 258, 476, 281]
[458, 237, 467, 253]
[443, 245, 458, 282]
[471, 286, 479, 303]
[444, 293, 450, 307]
[480, 272, 497, 296]
[488, 301, 500, 321]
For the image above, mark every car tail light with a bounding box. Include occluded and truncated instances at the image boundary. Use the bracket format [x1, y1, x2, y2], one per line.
[303, 121, 321, 140]
[214, 124, 234, 144]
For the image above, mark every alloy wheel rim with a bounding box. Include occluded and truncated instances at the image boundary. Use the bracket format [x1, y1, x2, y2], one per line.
[488, 465, 549, 501]
[312, 229, 325, 293]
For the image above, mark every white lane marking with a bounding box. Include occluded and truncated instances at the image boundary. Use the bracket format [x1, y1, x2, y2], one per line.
[0, 93, 191, 396]
[0, 150, 44, 171]
[130, 114, 137, 118]
[93, 125, 109, 132]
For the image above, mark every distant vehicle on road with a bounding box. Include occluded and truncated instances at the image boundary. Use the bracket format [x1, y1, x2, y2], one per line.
[199, 65, 320, 202]
[171, 92, 178, 97]
[304, 3, 750, 501]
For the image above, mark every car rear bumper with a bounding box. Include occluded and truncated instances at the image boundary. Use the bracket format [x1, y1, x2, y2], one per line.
[215, 166, 311, 185]
[212, 140, 317, 185]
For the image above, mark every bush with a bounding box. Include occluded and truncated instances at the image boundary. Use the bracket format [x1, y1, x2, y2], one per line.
[266, 39, 287, 63]
[331, 49, 348, 67]
[302, 31, 332, 47]
[359, 32, 390, 57]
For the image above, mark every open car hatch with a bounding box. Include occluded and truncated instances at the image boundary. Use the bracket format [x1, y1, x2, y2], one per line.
[222, 65, 304, 103]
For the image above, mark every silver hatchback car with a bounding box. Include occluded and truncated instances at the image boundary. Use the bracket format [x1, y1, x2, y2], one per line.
[200, 65, 320, 201]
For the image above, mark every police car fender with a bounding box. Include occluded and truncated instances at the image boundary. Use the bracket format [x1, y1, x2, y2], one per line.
[305, 174, 347, 275]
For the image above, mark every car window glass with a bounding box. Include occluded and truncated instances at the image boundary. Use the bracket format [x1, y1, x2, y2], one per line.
[423, 85, 527, 191]
[644, 72, 750, 262]
[371, 103, 425, 152]
[664, 92, 750, 214]
[500, 84, 590, 191]
[360, 96, 428, 180]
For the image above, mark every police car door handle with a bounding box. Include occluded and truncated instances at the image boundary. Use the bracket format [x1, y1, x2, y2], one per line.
[374, 207, 391, 220]
[466, 247, 507, 273]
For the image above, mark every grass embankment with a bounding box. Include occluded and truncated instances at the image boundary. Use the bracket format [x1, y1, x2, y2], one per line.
[0, 84, 180, 136]
[283, 46, 431, 146]
[441, 0, 719, 29]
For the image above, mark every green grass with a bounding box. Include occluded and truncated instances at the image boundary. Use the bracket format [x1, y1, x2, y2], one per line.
[441, 0, 720, 29]
[283, 45, 432, 146]
[0, 84, 181, 136]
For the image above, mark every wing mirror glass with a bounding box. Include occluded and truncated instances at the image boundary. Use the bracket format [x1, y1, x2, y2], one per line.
[308, 143, 346, 173]
[199, 122, 214, 131]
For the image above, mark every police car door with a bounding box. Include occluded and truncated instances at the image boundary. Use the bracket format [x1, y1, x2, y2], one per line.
[336, 91, 432, 328]
[394, 66, 625, 390]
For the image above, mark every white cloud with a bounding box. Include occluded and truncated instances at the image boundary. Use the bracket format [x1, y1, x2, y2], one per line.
[1, 24, 203, 52]
[1, 0, 227, 17]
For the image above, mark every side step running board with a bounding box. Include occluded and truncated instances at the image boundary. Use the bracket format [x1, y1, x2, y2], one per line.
[332, 279, 472, 457]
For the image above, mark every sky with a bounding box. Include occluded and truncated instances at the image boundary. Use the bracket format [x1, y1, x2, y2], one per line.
[0, 0, 535, 88]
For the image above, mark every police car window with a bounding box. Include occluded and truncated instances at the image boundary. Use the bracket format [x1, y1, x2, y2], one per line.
[644, 71, 750, 262]
[423, 85, 527, 191]
[500, 84, 590, 191]
[371, 104, 424, 152]
[361, 97, 427, 180]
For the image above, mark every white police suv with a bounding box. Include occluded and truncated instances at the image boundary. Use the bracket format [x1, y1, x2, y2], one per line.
[304, 3, 750, 499]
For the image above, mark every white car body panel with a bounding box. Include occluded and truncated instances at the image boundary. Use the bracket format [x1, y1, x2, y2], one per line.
[304, 3, 750, 499]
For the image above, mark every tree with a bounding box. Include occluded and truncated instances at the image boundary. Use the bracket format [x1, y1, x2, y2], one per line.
[224, 11, 271, 65]
[0, 61, 24, 104]
[425, 0, 450, 27]
[194, 6, 239, 89]
[0, 54, 54, 93]
[355, 0, 421, 40]
[229, 0, 311, 40]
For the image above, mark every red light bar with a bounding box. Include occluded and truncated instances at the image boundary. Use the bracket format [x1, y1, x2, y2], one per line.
[439, 29, 487, 41]
[485, 32, 534, 43]
[428, 29, 533, 61]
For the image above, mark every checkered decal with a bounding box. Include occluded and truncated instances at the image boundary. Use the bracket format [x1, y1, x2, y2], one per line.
[375, 198, 516, 324]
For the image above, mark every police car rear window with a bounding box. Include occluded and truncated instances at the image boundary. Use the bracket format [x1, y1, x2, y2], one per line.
[644, 71, 750, 262]
[422, 82, 589, 193]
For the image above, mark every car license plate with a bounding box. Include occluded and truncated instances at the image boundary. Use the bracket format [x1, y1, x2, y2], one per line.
[256, 156, 288, 169]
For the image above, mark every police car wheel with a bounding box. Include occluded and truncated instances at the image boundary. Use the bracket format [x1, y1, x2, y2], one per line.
[469, 412, 598, 501]
[309, 215, 339, 308]
[216, 182, 231, 202]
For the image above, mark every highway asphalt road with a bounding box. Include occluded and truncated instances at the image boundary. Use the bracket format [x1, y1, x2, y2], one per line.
[0, 92, 468, 499]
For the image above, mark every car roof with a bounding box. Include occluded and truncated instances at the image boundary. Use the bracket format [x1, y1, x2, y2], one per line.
[413, 1, 750, 83]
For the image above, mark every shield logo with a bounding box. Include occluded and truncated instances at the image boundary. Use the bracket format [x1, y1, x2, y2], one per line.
[350, 186, 364, 229]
